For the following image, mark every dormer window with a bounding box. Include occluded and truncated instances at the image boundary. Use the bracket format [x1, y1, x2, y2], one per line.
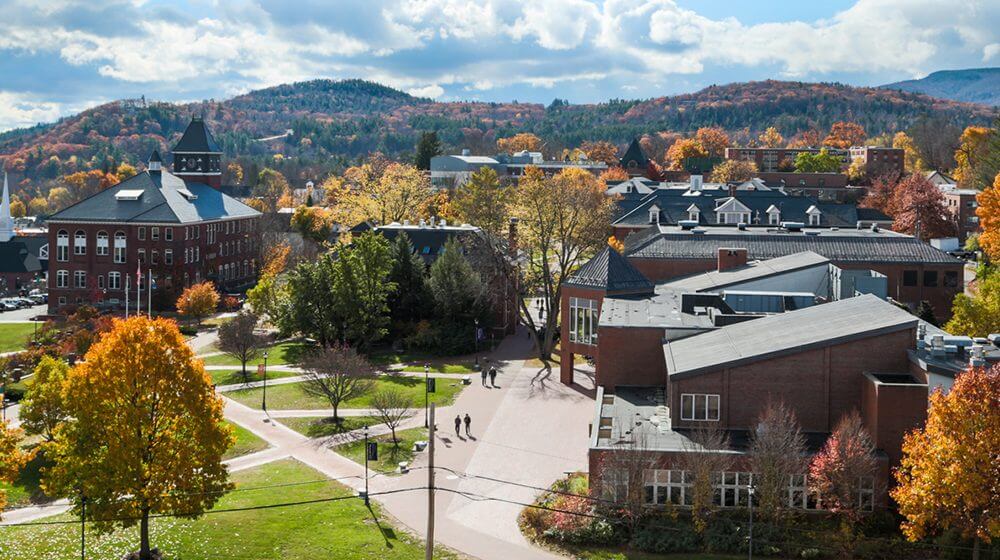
[807, 205, 822, 226]
[767, 205, 781, 225]
[648, 204, 661, 224]
[687, 204, 700, 223]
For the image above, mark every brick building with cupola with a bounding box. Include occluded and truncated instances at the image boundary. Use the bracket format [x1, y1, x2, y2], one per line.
[46, 117, 261, 313]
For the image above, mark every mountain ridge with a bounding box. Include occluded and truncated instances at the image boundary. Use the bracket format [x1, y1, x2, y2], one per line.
[880, 68, 1000, 107]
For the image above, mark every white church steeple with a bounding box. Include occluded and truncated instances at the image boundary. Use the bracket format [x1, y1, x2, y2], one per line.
[0, 173, 14, 242]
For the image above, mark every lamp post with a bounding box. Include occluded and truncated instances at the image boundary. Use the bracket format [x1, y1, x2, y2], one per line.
[474, 318, 480, 370]
[747, 484, 755, 560]
[363, 425, 370, 506]
[261, 351, 269, 413]
[424, 363, 430, 428]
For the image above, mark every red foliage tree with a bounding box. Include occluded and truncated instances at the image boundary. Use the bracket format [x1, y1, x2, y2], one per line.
[888, 174, 957, 240]
[809, 411, 878, 524]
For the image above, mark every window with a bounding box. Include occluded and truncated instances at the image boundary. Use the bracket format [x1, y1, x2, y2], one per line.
[151, 250, 159, 265]
[196, 225, 200, 240]
[138, 249, 146, 263]
[74, 270, 86, 289]
[185, 227, 190, 241]
[56, 270, 68, 288]
[109, 272, 121, 290]
[165, 249, 173, 265]
[151, 227, 159, 240]
[944, 270, 959, 288]
[768, 211, 780, 225]
[195, 246, 199, 262]
[569, 297, 599, 345]
[808, 213, 820, 226]
[58, 296, 66, 305]
[138, 227, 146, 241]
[858, 477, 875, 512]
[923, 270, 938, 287]
[902, 270, 918, 287]
[644, 469, 692, 506]
[96, 231, 109, 256]
[968, 216, 980, 224]
[164, 227, 173, 241]
[680, 394, 720, 421]
[649, 207, 660, 224]
[114, 232, 126, 263]
[97, 275, 105, 290]
[718, 472, 754, 507]
[74, 230, 86, 255]
[57, 230, 69, 261]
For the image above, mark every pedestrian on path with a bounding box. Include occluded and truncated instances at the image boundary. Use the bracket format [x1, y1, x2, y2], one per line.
[489, 366, 498, 387]
[454, 414, 462, 436]
[463, 413, 472, 437]
[481, 367, 488, 387]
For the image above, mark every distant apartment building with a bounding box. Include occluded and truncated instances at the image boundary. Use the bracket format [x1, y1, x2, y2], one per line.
[939, 184, 981, 244]
[725, 147, 849, 172]
[849, 146, 905, 179]
[430, 150, 606, 187]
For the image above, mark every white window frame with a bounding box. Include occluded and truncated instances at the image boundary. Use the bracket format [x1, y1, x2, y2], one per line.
[109, 272, 121, 290]
[57, 230, 69, 262]
[165, 249, 173, 265]
[138, 227, 146, 241]
[74, 230, 86, 255]
[56, 270, 68, 288]
[808, 213, 821, 226]
[164, 227, 173, 241]
[680, 393, 721, 421]
[73, 270, 86, 289]
[568, 297, 599, 345]
[151, 226, 159, 241]
[768, 211, 780, 225]
[114, 231, 127, 263]
[96, 231, 109, 256]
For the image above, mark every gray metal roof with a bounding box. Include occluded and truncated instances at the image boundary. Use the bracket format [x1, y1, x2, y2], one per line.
[664, 251, 830, 292]
[48, 170, 261, 224]
[172, 117, 221, 153]
[626, 226, 961, 265]
[664, 294, 918, 379]
[564, 247, 654, 294]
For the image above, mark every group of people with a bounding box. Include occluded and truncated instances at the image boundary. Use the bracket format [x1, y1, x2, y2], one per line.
[481, 364, 499, 387]
[454, 413, 472, 437]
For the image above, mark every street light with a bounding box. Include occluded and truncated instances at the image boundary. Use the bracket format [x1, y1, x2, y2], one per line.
[424, 363, 430, 428]
[474, 318, 480, 370]
[261, 351, 269, 414]
[747, 484, 755, 560]
[363, 425, 370, 506]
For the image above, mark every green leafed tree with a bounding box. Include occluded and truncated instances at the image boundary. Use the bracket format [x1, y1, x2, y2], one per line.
[332, 232, 397, 349]
[19, 356, 70, 443]
[794, 148, 843, 173]
[388, 232, 431, 326]
[414, 131, 442, 170]
[429, 237, 486, 326]
[450, 166, 511, 238]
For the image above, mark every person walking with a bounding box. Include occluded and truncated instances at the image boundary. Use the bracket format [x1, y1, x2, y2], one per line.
[480, 366, 488, 387]
[454, 414, 462, 436]
[463, 413, 472, 437]
[489, 366, 498, 387]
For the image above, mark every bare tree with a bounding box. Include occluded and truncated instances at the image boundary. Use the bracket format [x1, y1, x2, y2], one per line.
[369, 388, 413, 446]
[217, 311, 266, 383]
[301, 344, 375, 422]
[675, 425, 735, 533]
[749, 400, 808, 521]
[592, 418, 661, 537]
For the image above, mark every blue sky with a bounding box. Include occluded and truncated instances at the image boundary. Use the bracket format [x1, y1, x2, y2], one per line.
[0, 0, 996, 131]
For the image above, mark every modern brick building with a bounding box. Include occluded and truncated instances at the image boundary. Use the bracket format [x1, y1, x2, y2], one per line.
[849, 146, 905, 179]
[939, 185, 981, 244]
[724, 147, 849, 172]
[46, 118, 261, 313]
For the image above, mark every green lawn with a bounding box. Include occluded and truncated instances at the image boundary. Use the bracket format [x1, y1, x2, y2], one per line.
[208, 368, 299, 386]
[335, 427, 427, 475]
[223, 421, 268, 460]
[198, 341, 313, 367]
[400, 363, 476, 374]
[0, 445, 51, 507]
[226, 375, 464, 411]
[278, 416, 384, 438]
[0, 323, 37, 353]
[0, 459, 457, 559]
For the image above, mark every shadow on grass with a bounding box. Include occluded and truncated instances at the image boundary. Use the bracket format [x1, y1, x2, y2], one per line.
[12, 447, 53, 505]
[365, 503, 396, 548]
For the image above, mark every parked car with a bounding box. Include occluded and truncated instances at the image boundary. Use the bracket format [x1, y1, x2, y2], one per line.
[13, 297, 34, 308]
[0, 301, 16, 312]
[27, 294, 46, 305]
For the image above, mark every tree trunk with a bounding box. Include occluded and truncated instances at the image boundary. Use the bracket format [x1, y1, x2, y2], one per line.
[140, 508, 151, 560]
[391, 426, 398, 445]
[333, 402, 339, 422]
[241, 360, 248, 383]
[973, 538, 980, 560]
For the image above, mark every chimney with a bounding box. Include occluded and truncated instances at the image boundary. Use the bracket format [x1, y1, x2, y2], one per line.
[717, 248, 748, 272]
[429, 216, 436, 227]
[462, 149, 471, 156]
[689, 175, 703, 191]
[728, 183, 737, 197]
[148, 150, 162, 173]
[508, 217, 519, 255]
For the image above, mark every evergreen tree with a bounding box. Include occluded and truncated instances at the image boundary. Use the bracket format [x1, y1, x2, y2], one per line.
[388, 232, 431, 326]
[429, 237, 485, 325]
[414, 131, 442, 170]
[916, 300, 938, 326]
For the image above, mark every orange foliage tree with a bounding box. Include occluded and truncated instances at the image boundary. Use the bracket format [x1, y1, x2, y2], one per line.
[176, 281, 220, 326]
[694, 127, 731, 158]
[808, 411, 877, 524]
[893, 364, 1000, 560]
[599, 166, 629, 183]
[823, 121, 866, 149]
[666, 138, 707, 171]
[497, 133, 543, 155]
[976, 173, 1000, 261]
[0, 420, 30, 516]
[580, 140, 620, 165]
[758, 127, 784, 148]
[43, 316, 234, 560]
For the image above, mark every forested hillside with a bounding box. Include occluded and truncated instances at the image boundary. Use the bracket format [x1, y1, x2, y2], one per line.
[0, 78, 995, 203]
[882, 68, 1000, 107]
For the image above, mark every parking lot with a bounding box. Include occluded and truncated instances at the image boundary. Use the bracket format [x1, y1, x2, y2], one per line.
[0, 303, 46, 322]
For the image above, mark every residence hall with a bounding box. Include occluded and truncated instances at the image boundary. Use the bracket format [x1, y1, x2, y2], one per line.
[46, 117, 262, 313]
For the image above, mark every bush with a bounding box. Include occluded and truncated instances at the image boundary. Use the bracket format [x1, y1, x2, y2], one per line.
[178, 325, 198, 336]
[631, 516, 701, 553]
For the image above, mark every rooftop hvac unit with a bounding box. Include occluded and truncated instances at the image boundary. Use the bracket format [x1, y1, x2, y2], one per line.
[780, 221, 804, 232]
[679, 220, 698, 230]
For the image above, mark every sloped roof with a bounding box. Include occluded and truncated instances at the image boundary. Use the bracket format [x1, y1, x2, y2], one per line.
[626, 227, 960, 265]
[0, 236, 44, 274]
[172, 117, 222, 153]
[664, 294, 917, 379]
[663, 251, 830, 293]
[565, 247, 654, 294]
[619, 138, 650, 168]
[48, 170, 260, 224]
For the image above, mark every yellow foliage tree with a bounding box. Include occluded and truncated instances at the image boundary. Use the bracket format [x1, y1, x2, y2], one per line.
[977, 173, 1000, 261]
[9, 199, 25, 218]
[666, 138, 708, 171]
[945, 269, 1000, 337]
[18, 355, 70, 442]
[893, 131, 925, 173]
[116, 162, 137, 181]
[823, 121, 866, 149]
[28, 196, 48, 216]
[176, 281, 219, 326]
[710, 160, 757, 183]
[450, 166, 510, 238]
[580, 140, 620, 165]
[335, 162, 433, 226]
[497, 133, 543, 154]
[694, 127, 731, 158]
[43, 316, 234, 559]
[954, 126, 994, 188]
[758, 127, 784, 148]
[607, 235, 624, 253]
[0, 419, 30, 516]
[46, 186, 71, 211]
[892, 364, 1000, 560]
[599, 166, 630, 183]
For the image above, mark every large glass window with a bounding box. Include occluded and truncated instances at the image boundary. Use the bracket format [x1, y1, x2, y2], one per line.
[902, 270, 918, 287]
[74, 270, 86, 289]
[680, 394, 721, 421]
[56, 230, 69, 262]
[74, 231, 86, 255]
[56, 270, 68, 288]
[114, 232, 126, 263]
[109, 272, 121, 290]
[569, 297, 599, 345]
[96, 231, 109, 256]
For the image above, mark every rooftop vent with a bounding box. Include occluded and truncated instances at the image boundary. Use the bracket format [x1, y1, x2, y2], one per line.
[737, 223, 747, 231]
[871, 223, 880, 233]
[678, 219, 698, 230]
[461, 149, 471, 156]
[177, 188, 198, 201]
[115, 189, 144, 201]
[781, 221, 804, 232]
[804, 230, 820, 236]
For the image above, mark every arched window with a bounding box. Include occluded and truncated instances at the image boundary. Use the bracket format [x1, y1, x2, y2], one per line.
[96, 231, 109, 256]
[74, 230, 87, 255]
[56, 230, 69, 262]
[114, 231, 127, 263]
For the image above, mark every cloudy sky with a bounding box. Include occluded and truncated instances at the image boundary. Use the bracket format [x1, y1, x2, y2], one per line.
[0, 0, 997, 131]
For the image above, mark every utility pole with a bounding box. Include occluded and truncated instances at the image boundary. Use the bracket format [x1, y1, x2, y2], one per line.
[425, 403, 435, 560]
[80, 495, 86, 560]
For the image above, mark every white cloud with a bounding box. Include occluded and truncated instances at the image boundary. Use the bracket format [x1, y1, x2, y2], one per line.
[0, 91, 65, 131]
[407, 84, 445, 98]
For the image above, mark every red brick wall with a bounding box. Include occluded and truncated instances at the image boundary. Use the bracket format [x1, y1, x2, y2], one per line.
[630, 258, 716, 282]
[717, 248, 748, 272]
[669, 327, 916, 434]
[595, 326, 667, 388]
[861, 376, 927, 469]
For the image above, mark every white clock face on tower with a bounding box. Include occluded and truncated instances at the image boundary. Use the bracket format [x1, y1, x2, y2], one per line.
[185, 158, 197, 170]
